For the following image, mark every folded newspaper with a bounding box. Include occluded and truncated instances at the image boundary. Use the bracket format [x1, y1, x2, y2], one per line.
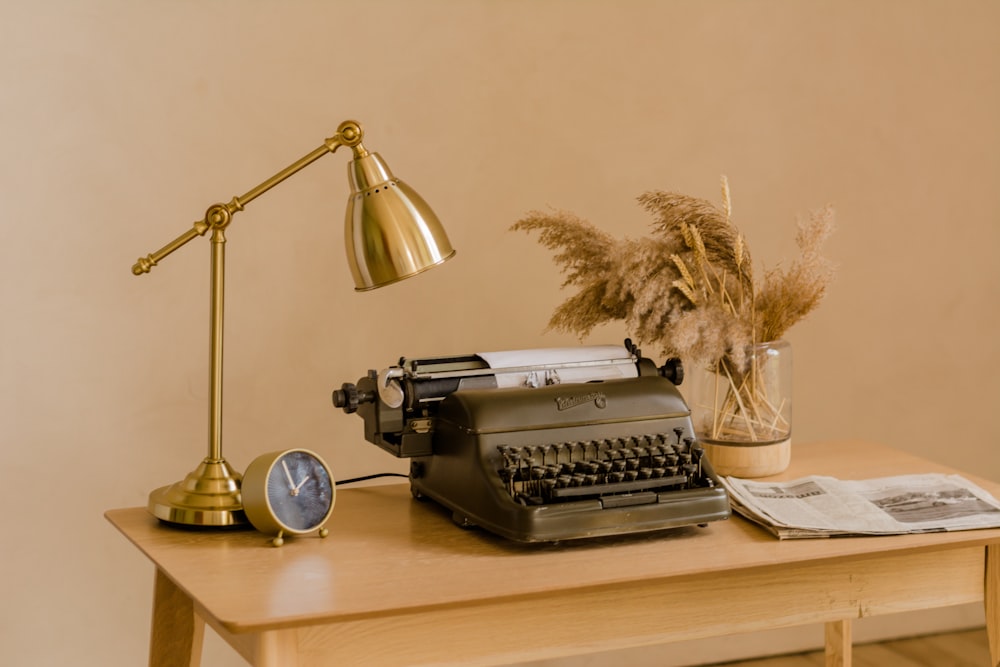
[722, 473, 1000, 539]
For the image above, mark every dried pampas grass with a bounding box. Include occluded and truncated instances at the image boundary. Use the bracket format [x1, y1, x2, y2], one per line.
[512, 178, 835, 445]
[510, 177, 835, 372]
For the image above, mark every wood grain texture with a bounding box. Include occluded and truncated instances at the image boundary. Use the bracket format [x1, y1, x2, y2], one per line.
[106, 440, 1000, 667]
[721, 628, 991, 667]
[702, 438, 791, 477]
[254, 629, 298, 667]
[281, 548, 982, 666]
[825, 620, 851, 667]
[150, 569, 204, 667]
[987, 543, 999, 666]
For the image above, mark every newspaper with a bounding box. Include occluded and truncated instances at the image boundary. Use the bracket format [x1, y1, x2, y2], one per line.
[723, 473, 1000, 539]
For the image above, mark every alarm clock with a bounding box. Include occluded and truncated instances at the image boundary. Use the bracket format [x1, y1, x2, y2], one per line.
[242, 448, 336, 547]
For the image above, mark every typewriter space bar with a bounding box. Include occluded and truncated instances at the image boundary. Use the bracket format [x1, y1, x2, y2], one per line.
[549, 475, 688, 502]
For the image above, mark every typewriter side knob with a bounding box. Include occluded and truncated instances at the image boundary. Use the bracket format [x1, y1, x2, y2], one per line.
[332, 383, 361, 413]
[633, 355, 683, 385]
[625, 338, 683, 385]
[332, 380, 378, 414]
[659, 358, 684, 385]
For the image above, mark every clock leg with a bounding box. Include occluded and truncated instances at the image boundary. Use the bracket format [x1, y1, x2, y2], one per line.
[319, 525, 329, 538]
[272, 531, 285, 548]
[150, 568, 205, 667]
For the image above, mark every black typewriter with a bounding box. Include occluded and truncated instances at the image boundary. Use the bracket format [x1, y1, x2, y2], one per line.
[332, 340, 730, 542]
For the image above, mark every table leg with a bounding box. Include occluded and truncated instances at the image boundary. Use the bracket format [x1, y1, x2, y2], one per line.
[824, 619, 851, 667]
[987, 544, 999, 667]
[150, 568, 205, 667]
[254, 629, 299, 667]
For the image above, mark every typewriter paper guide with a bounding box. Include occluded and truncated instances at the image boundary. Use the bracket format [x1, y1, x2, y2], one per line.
[476, 345, 639, 387]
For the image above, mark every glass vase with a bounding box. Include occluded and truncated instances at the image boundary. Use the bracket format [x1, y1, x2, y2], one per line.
[687, 339, 792, 478]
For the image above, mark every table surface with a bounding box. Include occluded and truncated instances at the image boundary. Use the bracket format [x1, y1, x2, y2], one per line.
[106, 440, 1000, 637]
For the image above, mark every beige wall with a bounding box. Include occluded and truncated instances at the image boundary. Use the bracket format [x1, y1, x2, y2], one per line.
[2, 1, 998, 665]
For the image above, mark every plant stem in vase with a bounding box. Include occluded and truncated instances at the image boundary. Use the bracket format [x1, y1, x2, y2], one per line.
[691, 339, 792, 477]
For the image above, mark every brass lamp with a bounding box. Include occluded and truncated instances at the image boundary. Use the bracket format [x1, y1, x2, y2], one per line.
[132, 120, 455, 526]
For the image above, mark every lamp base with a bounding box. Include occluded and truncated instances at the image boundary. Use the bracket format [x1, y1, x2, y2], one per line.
[148, 458, 247, 527]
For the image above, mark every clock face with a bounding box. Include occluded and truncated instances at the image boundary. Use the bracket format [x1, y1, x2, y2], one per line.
[265, 450, 335, 533]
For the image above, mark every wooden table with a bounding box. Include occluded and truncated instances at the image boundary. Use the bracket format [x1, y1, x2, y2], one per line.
[106, 440, 1000, 667]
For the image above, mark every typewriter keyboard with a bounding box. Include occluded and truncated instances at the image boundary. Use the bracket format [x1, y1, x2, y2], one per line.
[496, 429, 712, 506]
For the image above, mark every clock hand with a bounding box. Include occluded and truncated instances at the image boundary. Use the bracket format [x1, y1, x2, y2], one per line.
[281, 460, 296, 491]
[293, 475, 311, 493]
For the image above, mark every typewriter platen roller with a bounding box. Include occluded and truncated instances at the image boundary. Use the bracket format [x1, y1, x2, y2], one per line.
[332, 341, 730, 542]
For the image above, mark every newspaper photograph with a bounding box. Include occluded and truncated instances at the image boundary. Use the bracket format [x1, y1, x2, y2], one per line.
[722, 473, 1000, 539]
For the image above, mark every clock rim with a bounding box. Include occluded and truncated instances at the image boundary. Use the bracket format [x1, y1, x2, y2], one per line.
[243, 448, 336, 536]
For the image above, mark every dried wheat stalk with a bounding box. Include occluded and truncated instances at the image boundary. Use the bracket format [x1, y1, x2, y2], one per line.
[511, 178, 835, 442]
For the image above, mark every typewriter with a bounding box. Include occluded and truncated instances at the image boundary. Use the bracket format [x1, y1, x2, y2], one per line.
[332, 340, 730, 542]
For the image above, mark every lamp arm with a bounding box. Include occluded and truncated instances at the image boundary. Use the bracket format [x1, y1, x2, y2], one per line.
[131, 120, 365, 275]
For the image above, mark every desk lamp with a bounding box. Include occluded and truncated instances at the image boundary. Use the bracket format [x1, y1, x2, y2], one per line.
[132, 120, 455, 527]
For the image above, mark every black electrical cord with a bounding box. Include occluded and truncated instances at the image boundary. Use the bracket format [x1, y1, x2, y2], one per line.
[335, 472, 409, 487]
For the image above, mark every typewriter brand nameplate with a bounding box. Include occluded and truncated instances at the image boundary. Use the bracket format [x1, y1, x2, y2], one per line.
[555, 391, 607, 411]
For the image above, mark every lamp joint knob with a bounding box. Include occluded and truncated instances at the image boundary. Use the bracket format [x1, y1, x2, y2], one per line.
[327, 120, 365, 155]
[205, 203, 233, 230]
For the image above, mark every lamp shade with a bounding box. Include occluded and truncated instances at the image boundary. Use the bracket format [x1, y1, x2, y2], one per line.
[344, 151, 455, 291]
